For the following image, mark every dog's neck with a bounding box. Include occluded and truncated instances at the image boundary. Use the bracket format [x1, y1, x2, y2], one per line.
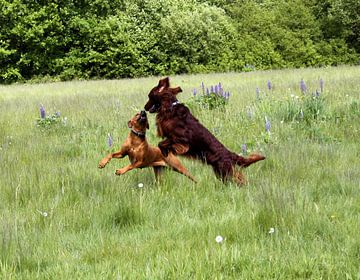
[131, 129, 146, 138]
[172, 100, 180, 106]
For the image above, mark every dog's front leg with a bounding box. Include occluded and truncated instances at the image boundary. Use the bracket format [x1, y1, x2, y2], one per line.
[115, 161, 142, 176]
[98, 146, 127, 169]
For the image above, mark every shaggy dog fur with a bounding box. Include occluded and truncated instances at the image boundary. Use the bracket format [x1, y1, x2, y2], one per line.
[144, 77, 265, 185]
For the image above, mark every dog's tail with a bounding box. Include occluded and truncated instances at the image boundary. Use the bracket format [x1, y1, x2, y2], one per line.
[232, 153, 265, 168]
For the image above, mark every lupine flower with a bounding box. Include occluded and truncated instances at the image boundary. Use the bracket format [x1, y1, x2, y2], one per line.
[55, 111, 61, 117]
[320, 78, 324, 93]
[242, 143, 247, 155]
[210, 85, 214, 93]
[267, 80, 272, 90]
[265, 116, 271, 133]
[300, 79, 307, 94]
[107, 133, 113, 148]
[215, 235, 224, 243]
[40, 104, 46, 119]
[315, 89, 320, 97]
[192, 88, 197, 96]
[201, 82, 205, 94]
[214, 85, 219, 94]
[206, 88, 210, 95]
[256, 87, 260, 100]
[247, 107, 254, 119]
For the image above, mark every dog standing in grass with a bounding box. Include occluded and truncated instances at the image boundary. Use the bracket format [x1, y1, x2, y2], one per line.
[98, 111, 196, 182]
[144, 77, 265, 185]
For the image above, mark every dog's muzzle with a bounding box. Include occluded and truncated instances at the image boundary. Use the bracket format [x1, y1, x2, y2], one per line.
[140, 110, 147, 121]
[148, 104, 160, 113]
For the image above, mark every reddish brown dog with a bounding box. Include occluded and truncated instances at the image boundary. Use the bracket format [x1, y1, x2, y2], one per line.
[98, 111, 196, 182]
[144, 77, 265, 185]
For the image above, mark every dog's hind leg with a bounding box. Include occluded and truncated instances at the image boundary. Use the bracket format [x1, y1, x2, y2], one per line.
[164, 153, 197, 183]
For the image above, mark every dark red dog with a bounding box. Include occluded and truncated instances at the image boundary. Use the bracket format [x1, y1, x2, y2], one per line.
[144, 77, 265, 185]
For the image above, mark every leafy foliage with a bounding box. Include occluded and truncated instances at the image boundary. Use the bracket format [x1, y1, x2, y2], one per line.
[0, 0, 359, 83]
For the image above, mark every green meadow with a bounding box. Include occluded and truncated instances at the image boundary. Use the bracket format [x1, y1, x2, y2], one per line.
[0, 66, 359, 279]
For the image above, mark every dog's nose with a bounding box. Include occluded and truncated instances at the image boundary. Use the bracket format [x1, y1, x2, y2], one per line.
[140, 110, 146, 117]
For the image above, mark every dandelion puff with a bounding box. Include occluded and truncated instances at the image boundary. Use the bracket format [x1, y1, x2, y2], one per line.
[269, 227, 275, 234]
[138, 183, 144, 188]
[215, 235, 224, 243]
[37, 210, 48, 217]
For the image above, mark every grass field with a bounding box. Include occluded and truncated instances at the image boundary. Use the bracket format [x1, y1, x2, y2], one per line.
[0, 66, 359, 279]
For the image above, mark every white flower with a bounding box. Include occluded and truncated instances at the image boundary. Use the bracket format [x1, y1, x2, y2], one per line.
[37, 210, 48, 217]
[138, 183, 144, 188]
[215, 235, 224, 243]
[268, 227, 275, 234]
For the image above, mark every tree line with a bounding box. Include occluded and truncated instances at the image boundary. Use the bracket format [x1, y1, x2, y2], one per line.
[1, 0, 359, 84]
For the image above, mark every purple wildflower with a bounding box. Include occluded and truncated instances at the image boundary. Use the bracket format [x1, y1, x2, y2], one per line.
[256, 87, 260, 100]
[247, 107, 254, 119]
[267, 80, 272, 90]
[265, 116, 271, 133]
[40, 104, 46, 119]
[300, 79, 307, 94]
[107, 133, 113, 148]
[320, 78, 324, 93]
[241, 144, 247, 155]
[192, 88, 197, 96]
[206, 88, 210, 95]
[210, 85, 214, 93]
[214, 85, 219, 94]
[201, 82, 205, 94]
[55, 111, 61, 117]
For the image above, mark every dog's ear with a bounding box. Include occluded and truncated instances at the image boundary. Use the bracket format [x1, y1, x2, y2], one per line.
[171, 86, 182, 95]
[127, 120, 132, 128]
[158, 77, 170, 92]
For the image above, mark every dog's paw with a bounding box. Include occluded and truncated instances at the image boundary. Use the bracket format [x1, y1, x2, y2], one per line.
[115, 169, 124, 175]
[98, 160, 108, 169]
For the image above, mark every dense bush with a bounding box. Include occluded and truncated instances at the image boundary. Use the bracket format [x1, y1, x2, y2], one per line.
[0, 0, 359, 83]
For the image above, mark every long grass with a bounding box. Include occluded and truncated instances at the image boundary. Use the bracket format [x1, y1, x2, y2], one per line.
[1, 66, 359, 279]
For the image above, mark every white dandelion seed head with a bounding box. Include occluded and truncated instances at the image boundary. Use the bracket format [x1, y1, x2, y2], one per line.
[43, 212, 48, 217]
[269, 227, 275, 234]
[138, 183, 144, 188]
[215, 235, 224, 243]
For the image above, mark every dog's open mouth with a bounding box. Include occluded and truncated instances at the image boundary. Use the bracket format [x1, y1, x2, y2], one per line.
[139, 110, 147, 122]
